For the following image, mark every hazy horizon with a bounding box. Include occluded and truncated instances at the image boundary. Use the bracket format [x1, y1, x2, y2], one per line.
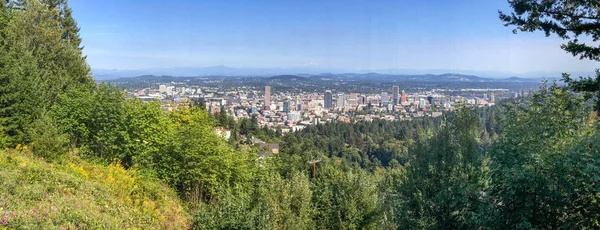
[91, 65, 594, 80]
[72, 0, 599, 73]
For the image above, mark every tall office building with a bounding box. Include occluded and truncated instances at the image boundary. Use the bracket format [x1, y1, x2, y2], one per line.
[336, 94, 345, 107]
[359, 95, 367, 105]
[520, 88, 525, 97]
[264, 86, 271, 109]
[490, 93, 495, 103]
[282, 101, 290, 113]
[392, 85, 399, 105]
[381, 92, 389, 106]
[324, 90, 333, 109]
[401, 90, 407, 103]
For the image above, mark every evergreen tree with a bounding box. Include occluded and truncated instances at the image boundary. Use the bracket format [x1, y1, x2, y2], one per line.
[397, 107, 488, 228]
[0, 0, 92, 145]
[488, 82, 592, 228]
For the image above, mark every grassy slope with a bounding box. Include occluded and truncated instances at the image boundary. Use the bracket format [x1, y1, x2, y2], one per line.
[0, 150, 190, 229]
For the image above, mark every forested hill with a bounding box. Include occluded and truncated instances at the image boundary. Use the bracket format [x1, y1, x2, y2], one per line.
[278, 107, 498, 171]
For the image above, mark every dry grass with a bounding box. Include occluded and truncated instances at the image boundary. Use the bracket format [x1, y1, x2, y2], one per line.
[0, 149, 190, 229]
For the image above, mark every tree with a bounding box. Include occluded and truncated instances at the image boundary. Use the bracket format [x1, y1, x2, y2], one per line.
[0, 0, 92, 146]
[52, 88, 93, 152]
[499, 0, 600, 115]
[121, 99, 171, 168]
[83, 83, 128, 161]
[397, 106, 488, 229]
[27, 111, 68, 160]
[39, 0, 83, 48]
[488, 82, 593, 228]
[157, 106, 252, 203]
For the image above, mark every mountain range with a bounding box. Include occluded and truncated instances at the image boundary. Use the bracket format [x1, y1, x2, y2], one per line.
[92, 66, 594, 80]
[268, 73, 549, 83]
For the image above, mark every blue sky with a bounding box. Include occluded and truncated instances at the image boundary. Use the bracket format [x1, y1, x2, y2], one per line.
[71, 0, 598, 73]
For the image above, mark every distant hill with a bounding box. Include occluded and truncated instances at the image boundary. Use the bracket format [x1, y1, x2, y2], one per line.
[267, 75, 312, 82]
[311, 73, 490, 82]
[93, 66, 591, 80]
[105, 73, 552, 85]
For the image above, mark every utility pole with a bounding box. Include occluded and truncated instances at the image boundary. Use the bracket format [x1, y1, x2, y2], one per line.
[308, 159, 321, 184]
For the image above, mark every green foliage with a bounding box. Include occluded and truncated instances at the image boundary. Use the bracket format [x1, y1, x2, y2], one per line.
[52, 87, 93, 152]
[0, 123, 6, 148]
[557, 128, 600, 228]
[194, 170, 313, 229]
[27, 112, 68, 161]
[0, 0, 92, 146]
[311, 165, 383, 229]
[238, 114, 281, 142]
[488, 82, 595, 229]
[397, 106, 488, 229]
[122, 99, 171, 169]
[157, 106, 253, 203]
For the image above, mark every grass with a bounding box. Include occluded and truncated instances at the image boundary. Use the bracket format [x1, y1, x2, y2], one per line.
[0, 149, 190, 229]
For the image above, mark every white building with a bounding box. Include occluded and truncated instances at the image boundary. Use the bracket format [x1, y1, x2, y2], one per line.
[159, 85, 167, 93]
[287, 111, 301, 122]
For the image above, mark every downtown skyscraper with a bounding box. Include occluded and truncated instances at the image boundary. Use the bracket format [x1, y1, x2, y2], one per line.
[264, 86, 271, 109]
[392, 85, 399, 105]
[324, 90, 333, 109]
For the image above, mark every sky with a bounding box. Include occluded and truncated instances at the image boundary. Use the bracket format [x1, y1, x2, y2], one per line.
[70, 0, 598, 73]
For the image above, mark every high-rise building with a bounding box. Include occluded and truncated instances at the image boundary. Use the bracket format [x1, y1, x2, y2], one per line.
[381, 92, 389, 106]
[159, 85, 167, 93]
[265, 86, 271, 109]
[336, 94, 345, 107]
[401, 90, 407, 103]
[282, 101, 290, 113]
[392, 85, 399, 105]
[520, 88, 525, 97]
[360, 95, 367, 105]
[427, 95, 433, 105]
[490, 93, 495, 103]
[347, 98, 357, 106]
[324, 90, 333, 109]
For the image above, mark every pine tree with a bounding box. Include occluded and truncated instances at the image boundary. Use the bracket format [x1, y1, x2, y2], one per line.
[0, 0, 92, 145]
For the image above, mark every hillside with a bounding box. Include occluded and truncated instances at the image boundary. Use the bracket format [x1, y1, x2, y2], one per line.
[0, 150, 190, 229]
[267, 75, 311, 82]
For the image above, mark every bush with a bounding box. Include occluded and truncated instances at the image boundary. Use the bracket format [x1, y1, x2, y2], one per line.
[27, 113, 68, 161]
